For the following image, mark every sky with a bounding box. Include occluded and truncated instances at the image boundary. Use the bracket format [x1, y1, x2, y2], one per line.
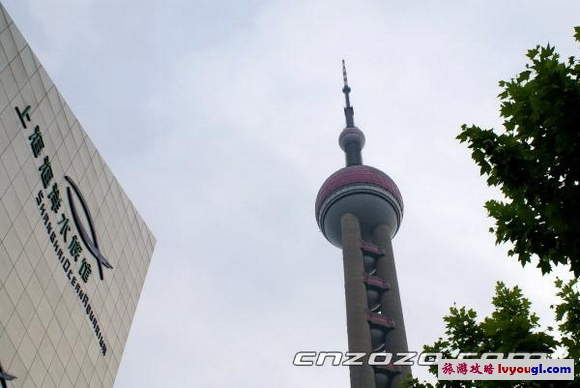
[2, 0, 580, 386]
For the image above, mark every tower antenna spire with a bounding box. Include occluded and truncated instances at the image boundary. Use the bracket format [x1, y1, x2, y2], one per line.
[342, 59, 355, 127]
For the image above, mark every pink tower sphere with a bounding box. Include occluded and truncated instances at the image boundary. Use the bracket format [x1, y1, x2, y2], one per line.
[315, 165, 403, 248]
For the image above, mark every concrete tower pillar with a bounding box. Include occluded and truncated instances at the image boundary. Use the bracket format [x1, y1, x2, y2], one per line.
[373, 224, 411, 386]
[341, 213, 376, 388]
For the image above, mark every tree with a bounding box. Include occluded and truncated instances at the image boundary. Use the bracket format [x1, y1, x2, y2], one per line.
[405, 28, 580, 387]
[403, 282, 561, 388]
[553, 277, 580, 371]
[457, 27, 580, 276]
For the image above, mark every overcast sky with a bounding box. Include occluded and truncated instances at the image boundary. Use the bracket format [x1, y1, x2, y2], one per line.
[3, 0, 580, 386]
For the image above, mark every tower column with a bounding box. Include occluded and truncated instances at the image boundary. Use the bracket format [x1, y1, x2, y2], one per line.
[341, 213, 376, 388]
[372, 224, 411, 386]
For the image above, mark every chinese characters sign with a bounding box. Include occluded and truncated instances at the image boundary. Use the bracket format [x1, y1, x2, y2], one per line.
[15, 105, 111, 356]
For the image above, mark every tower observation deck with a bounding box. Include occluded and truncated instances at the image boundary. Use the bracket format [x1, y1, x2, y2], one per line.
[315, 61, 411, 387]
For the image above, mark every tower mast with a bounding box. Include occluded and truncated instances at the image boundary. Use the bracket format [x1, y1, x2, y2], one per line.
[342, 59, 355, 128]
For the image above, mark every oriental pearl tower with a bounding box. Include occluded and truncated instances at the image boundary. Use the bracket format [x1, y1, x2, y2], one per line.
[315, 61, 411, 388]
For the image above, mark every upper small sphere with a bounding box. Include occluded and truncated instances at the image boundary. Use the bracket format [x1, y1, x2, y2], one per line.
[315, 165, 403, 247]
[339, 127, 366, 152]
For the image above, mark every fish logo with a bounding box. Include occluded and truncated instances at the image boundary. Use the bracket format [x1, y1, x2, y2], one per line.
[65, 176, 113, 280]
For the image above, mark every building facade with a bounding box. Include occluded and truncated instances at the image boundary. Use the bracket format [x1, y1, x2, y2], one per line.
[0, 4, 155, 388]
[315, 62, 410, 387]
